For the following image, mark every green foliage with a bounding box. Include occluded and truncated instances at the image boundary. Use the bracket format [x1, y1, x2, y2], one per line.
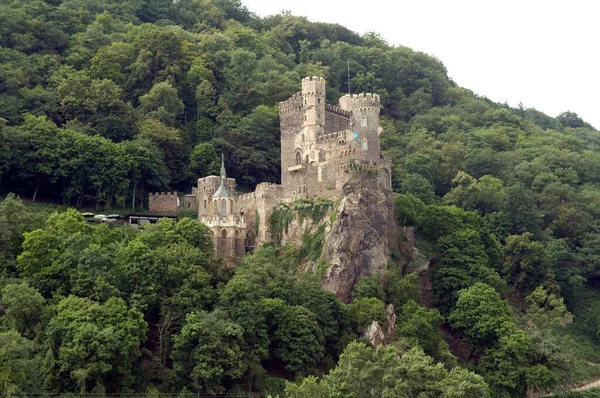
[285, 341, 490, 397]
[352, 275, 385, 301]
[171, 310, 246, 394]
[0, 194, 47, 274]
[0, 282, 44, 338]
[395, 192, 425, 226]
[383, 271, 421, 310]
[396, 300, 452, 362]
[45, 295, 147, 393]
[0, 330, 42, 395]
[504, 232, 558, 296]
[347, 297, 386, 331]
[448, 283, 510, 350]
[1, 1, 600, 395]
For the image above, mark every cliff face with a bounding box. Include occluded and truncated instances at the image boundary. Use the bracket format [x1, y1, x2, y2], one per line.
[321, 175, 399, 302]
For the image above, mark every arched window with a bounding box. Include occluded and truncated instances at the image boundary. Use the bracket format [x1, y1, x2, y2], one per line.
[213, 200, 218, 214]
[362, 137, 368, 150]
[295, 151, 302, 165]
[221, 199, 227, 217]
[381, 170, 390, 188]
[221, 229, 227, 238]
[317, 98, 321, 104]
[230, 199, 234, 213]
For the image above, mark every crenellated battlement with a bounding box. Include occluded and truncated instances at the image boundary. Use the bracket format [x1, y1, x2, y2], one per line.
[317, 130, 347, 143]
[236, 192, 256, 202]
[149, 191, 177, 196]
[301, 76, 326, 86]
[255, 182, 284, 199]
[325, 104, 351, 117]
[338, 93, 381, 112]
[279, 92, 303, 115]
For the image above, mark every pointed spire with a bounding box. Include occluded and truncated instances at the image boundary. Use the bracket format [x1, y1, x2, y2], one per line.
[220, 153, 226, 181]
[213, 153, 230, 198]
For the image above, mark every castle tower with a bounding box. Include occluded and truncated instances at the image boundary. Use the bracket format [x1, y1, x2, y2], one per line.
[301, 76, 326, 134]
[198, 155, 246, 258]
[338, 93, 382, 163]
[279, 77, 391, 200]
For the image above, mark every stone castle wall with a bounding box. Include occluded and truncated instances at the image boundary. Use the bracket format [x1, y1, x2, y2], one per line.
[236, 182, 283, 247]
[149, 192, 179, 215]
[149, 77, 392, 260]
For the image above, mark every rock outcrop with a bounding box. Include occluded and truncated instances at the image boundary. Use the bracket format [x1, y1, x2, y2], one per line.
[385, 304, 397, 343]
[322, 175, 400, 302]
[364, 321, 386, 346]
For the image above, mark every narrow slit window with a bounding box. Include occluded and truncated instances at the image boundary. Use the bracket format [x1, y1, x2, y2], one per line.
[361, 116, 367, 126]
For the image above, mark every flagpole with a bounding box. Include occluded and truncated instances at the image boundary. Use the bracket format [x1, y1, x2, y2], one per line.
[347, 58, 350, 95]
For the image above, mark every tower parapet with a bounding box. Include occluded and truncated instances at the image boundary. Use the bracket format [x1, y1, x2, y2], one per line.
[338, 93, 381, 112]
[301, 76, 326, 94]
[279, 92, 303, 115]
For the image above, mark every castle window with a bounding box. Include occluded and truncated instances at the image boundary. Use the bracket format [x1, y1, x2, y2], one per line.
[230, 199, 234, 213]
[304, 99, 307, 105]
[301, 134, 305, 142]
[317, 98, 321, 104]
[295, 151, 302, 165]
[204, 199, 207, 208]
[362, 137, 368, 150]
[361, 116, 368, 126]
[381, 170, 390, 188]
[304, 115, 307, 122]
[221, 229, 227, 238]
[221, 199, 227, 217]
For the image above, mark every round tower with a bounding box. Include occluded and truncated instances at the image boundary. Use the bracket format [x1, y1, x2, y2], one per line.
[339, 93, 381, 162]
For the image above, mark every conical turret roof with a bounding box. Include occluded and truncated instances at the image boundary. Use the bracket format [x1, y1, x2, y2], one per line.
[212, 154, 230, 198]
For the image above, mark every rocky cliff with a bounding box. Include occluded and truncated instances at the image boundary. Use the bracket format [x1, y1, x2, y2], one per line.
[321, 175, 400, 302]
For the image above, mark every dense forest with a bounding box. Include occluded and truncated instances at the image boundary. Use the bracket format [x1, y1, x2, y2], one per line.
[2, 0, 600, 397]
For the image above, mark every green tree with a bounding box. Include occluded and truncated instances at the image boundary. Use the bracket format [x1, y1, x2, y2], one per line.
[139, 81, 184, 127]
[0, 331, 42, 395]
[1, 282, 44, 338]
[503, 233, 557, 296]
[448, 282, 510, 351]
[45, 296, 147, 393]
[396, 300, 452, 362]
[347, 297, 386, 331]
[0, 193, 47, 274]
[401, 173, 435, 204]
[171, 310, 246, 394]
[187, 142, 220, 182]
[285, 341, 489, 398]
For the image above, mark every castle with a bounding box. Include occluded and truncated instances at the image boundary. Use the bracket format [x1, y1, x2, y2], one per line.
[150, 77, 392, 257]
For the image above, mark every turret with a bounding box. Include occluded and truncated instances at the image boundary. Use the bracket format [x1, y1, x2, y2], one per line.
[338, 93, 381, 112]
[339, 93, 382, 162]
[302, 76, 326, 127]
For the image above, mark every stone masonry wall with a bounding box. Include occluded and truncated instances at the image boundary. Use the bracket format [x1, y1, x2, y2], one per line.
[149, 192, 179, 215]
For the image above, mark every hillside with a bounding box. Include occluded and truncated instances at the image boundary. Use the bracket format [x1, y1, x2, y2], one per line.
[2, 0, 600, 397]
